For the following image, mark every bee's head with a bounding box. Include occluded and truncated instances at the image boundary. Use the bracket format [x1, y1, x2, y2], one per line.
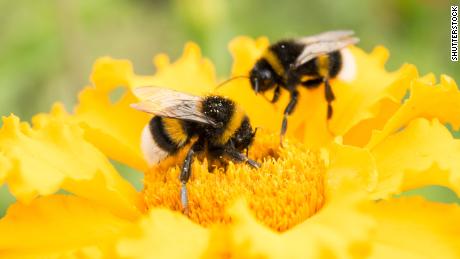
[231, 117, 257, 152]
[250, 60, 276, 94]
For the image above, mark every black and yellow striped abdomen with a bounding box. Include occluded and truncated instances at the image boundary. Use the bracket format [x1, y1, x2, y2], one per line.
[298, 50, 343, 84]
[149, 116, 190, 154]
[315, 51, 342, 78]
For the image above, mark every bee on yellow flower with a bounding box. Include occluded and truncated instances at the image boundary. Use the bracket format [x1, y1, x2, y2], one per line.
[130, 86, 260, 213]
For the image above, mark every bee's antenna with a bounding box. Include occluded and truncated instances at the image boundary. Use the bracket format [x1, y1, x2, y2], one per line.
[215, 75, 249, 90]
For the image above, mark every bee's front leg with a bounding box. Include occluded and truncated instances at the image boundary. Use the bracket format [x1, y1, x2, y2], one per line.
[224, 147, 260, 169]
[179, 138, 204, 214]
[280, 89, 299, 146]
[271, 85, 281, 103]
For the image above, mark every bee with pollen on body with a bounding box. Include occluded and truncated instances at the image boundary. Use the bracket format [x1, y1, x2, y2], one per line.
[131, 86, 260, 213]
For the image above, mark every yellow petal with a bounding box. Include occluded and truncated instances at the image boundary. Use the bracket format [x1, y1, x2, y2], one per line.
[370, 118, 460, 199]
[367, 75, 460, 149]
[205, 183, 374, 258]
[342, 95, 400, 147]
[89, 56, 134, 92]
[229, 36, 270, 77]
[75, 58, 151, 171]
[419, 72, 436, 84]
[147, 42, 217, 95]
[363, 197, 460, 259]
[0, 153, 10, 184]
[0, 115, 140, 219]
[327, 142, 378, 193]
[68, 43, 218, 171]
[330, 47, 417, 137]
[117, 209, 210, 259]
[0, 195, 133, 258]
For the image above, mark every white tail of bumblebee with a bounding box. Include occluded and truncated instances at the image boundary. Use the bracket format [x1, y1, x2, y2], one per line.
[141, 124, 168, 166]
[338, 48, 357, 82]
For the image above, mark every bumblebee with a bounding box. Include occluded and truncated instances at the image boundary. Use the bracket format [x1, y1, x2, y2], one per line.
[131, 86, 260, 212]
[249, 30, 359, 142]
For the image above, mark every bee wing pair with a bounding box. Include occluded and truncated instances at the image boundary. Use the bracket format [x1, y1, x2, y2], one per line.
[131, 86, 217, 126]
[294, 30, 359, 68]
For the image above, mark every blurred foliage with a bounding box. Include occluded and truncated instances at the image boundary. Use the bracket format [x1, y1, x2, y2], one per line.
[0, 0, 459, 215]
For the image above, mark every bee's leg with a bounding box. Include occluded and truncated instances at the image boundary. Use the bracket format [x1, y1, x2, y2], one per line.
[271, 85, 281, 103]
[179, 138, 204, 214]
[324, 78, 335, 119]
[225, 147, 261, 168]
[280, 90, 299, 145]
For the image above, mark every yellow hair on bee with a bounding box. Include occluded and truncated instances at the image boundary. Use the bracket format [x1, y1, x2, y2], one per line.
[263, 50, 285, 76]
[300, 75, 318, 82]
[162, 118, 188, 146]
[217, 105, 245, 145]
[316, 55, 330, 78]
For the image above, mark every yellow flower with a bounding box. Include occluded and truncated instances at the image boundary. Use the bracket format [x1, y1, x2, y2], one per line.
[1, 36, 460, 258]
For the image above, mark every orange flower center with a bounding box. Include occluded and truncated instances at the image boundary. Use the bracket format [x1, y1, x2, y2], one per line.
[142, 131, 326, 232]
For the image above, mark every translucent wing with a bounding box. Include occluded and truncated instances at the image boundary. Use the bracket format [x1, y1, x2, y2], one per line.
[294, 37, 359, 68]
[130, 86, 216, 126]
[296, 30, 355, 45]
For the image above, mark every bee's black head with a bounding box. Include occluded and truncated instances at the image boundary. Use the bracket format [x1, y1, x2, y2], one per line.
[231, 117, 256, 152]
[250, 59, 277, 94]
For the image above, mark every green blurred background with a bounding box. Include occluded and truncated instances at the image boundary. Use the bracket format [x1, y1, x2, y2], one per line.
[1, 0, 459, 215]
